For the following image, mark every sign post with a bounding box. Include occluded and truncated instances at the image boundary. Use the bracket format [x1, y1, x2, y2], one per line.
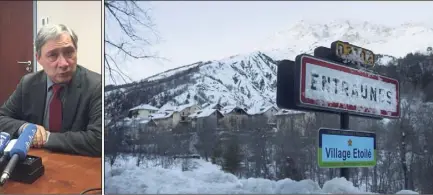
[277, 41, 399, 182]
[340, 113, 350, 179]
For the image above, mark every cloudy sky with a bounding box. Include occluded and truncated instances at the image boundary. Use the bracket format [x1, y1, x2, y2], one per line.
[105, 1, 433, 85]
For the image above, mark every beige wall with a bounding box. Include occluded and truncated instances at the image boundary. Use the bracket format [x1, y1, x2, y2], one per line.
[137, 109, 158, 119]
[36, 1, 102, 74]
[172, 112, 181, 127]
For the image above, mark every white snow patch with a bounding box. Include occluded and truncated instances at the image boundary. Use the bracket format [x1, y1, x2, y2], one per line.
[105, 156, 415, 194]
[149, 111, 174, 119]
[145, 62, 204, 82]
[395, 190, 419, 194]
[129, 104, 159, 111]
[322, 177, 374, 194]
[377, 55, 396, 66]
[189, 108, 222, 118]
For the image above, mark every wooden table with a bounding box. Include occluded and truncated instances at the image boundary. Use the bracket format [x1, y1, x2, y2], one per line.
[0, 149, 102, 194]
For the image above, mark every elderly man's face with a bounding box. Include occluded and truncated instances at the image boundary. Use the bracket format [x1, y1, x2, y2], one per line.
[37, 32, 77, 84]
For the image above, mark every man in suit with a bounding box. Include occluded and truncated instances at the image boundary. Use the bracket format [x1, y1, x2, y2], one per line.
[0, 24, 101, 157]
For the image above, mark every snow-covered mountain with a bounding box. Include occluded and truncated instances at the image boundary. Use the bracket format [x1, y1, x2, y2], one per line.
[105, 20, 433, 111]
[259, 19, 433, 60]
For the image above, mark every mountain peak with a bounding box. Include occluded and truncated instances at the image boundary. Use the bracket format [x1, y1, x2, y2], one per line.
[107, 19, 433, 112]
[259, 19, 433, 60]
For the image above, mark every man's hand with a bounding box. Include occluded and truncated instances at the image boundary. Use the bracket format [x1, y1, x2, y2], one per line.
[31, 125, 48, 148]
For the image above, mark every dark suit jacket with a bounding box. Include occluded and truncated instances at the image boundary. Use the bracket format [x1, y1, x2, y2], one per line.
[0, 65, 102, 157]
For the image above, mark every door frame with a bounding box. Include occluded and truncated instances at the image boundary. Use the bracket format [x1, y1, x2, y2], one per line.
[33, 1, 37, 72]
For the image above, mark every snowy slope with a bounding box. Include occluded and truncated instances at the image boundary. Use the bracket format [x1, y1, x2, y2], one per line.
[106, 20, 433, 111]
[105, 155, 418, 194]
[180, 51, 278, 109]
[145, 61, 207, 82]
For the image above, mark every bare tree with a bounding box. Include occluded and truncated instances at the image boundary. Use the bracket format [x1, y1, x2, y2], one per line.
[418, 104, 433, 193]
[104, 1, 162, 84]
[196, 117, 218, 161]
[397, 91, 424, 190]
[105, 119, 127, 173]
[222, 135, 243, 176]
[245, 115, 272, 178]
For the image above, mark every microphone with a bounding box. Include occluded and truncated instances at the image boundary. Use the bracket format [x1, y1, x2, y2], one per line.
[0, 124, 37, 185]
[0, 139, 16, 170]
[0, 133, 11, 170]
[0, 132, 11, 155]
[3, 139, 17, 156]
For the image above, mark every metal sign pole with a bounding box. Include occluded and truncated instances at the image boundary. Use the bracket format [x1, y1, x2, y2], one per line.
[340, 112, 350, 180]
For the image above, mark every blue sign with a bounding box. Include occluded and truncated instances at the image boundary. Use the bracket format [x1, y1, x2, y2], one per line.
[318, 128, 376, 168]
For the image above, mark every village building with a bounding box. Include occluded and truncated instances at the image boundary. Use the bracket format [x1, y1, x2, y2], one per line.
[150, 102, 201, 130]
[128, 104, 159, 119]
[219, 105, 249, 131]
[248, 105, 279, 124]
[274, 109, 310, 136]
[189, 107, 224, 130]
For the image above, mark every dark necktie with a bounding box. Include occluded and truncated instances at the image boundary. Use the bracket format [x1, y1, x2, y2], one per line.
[49, 84, 63, 132]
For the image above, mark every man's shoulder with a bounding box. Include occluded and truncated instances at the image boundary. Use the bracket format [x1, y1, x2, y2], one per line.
[76, 65, 101, 90]
[20, 70, 46, 86]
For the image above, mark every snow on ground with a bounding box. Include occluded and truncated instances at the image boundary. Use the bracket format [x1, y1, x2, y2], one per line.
[395, 190, 419, 194]
[105, 155, 418, 194]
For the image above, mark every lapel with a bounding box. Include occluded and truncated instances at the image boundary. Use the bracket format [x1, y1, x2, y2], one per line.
[29, 73, 47, 125]
[62, 66, 83, 131]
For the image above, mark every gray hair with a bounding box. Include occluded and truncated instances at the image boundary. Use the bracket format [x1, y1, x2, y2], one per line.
[35, 24, 78, 57]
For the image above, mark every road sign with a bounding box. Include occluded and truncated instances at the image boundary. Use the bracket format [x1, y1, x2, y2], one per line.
[318, 128, 376, 168]
[276, 60, 361, 116]
[331, 41, 375, 67]
[294, 54, 400, 119]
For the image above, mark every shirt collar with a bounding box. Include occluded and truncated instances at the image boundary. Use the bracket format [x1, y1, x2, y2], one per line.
[46, 77, 55, 91]
[46, 77, 67, 91]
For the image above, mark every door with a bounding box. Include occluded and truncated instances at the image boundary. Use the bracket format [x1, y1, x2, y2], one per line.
[0, 1, 34, 105]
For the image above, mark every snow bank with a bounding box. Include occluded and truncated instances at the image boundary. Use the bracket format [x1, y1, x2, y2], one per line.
[104, 156, 418, 194]
[322, 177, 374, 194]
[395, 190, 419, 194]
